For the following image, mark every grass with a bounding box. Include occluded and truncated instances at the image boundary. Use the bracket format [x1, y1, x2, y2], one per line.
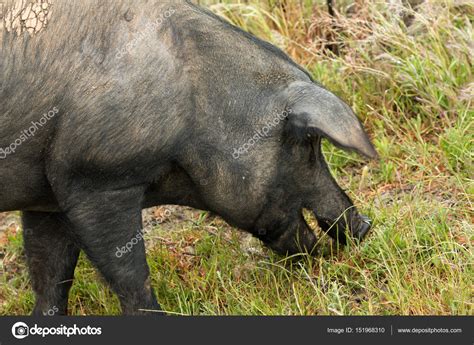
[0, 0, 473, 315]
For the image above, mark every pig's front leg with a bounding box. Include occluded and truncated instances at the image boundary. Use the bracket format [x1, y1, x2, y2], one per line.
[23, 211, 80, 316]
[58, 185, 162, 315]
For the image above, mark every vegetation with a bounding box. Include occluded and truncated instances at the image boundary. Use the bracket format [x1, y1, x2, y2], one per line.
[1, 0, 472, 315]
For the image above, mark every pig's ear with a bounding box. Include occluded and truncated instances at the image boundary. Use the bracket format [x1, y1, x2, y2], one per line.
[284, 81, 378, 159]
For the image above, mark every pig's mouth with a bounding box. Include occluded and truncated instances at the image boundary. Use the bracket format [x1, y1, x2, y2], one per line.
[305, 210, 372, 245]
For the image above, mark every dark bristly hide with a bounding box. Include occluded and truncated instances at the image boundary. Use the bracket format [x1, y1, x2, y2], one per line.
[0, 0, 376, 315]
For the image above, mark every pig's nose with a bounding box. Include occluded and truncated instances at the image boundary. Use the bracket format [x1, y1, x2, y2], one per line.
[354, 215, 372, 241]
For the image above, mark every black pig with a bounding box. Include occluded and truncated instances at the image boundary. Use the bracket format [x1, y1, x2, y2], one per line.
[0, 0, 377, 315]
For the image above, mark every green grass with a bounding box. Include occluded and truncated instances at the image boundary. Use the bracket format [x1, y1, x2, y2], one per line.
[1, 0, 473, 315]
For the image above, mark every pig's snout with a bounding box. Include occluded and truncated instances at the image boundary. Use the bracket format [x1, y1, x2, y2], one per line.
[314, 210, 372, 245]
[352, 214, 372, 241]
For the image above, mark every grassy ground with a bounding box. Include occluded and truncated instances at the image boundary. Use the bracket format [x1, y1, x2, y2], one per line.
[0, 0, 472, 315]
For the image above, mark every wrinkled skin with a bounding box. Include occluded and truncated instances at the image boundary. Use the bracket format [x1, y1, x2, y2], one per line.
[0, 0, 376, 315]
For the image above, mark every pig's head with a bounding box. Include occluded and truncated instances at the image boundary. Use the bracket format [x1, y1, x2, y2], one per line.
[254, 80, 378, 255]
[181, 79, 377, 256]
